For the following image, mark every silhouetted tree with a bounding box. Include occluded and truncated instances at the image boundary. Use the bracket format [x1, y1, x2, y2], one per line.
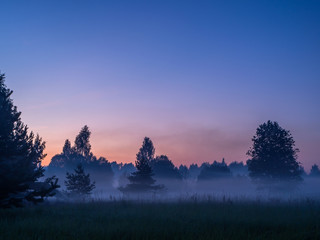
[309, 164, 320, 177]
[198, 159, 231, 181]
[0, 73, 58, 207]
[47, 127, 114, 189]
[48, 153, 66, 169]
[246, 121, 302, 189]
[119, 137, 163, 193]
[122, 163, 136, 173]
[74, 125, 91, 157]
[86, 156, 111, 173]
[62, 139, 72, 156]
[151, 155, 182, 180]
[65, 164, 95, 197]
[84, 156, 114, 187]
[178, 165, 189, 179]
[48, 139, 73, 169]
[228, 161, 248, 177]
[111, 162, 136, 176]
[189, 164, 201, 179]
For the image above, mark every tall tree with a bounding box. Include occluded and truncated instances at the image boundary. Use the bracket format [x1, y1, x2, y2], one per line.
[119, 137, 163, 193]
[74, 125, 91, 157]
[0, 73, 58, 207]
[129, 137, 156, 186]
[135, 137, 155, 171]
[246, 121, 302, 188]
[65, 164, 95, 197]
[62, 139, 72, 156]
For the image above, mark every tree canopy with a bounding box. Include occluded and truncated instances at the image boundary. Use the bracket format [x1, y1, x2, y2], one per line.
[151, 155, 182, 180]
[48, 126, 113, 178]
[198, 159, 231, 181]
[246, 121, 302, 187]
[74, 125, 91, 157]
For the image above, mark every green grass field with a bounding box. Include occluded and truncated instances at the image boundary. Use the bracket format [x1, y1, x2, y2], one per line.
[1, 199, 320, 240]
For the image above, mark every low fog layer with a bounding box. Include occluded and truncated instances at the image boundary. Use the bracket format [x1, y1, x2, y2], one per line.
[43, 125, 320, 203]
[44, 160, 320, 202]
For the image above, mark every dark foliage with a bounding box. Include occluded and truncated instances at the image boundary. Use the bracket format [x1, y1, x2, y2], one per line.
[111, 162, 136, 176]
[74, 125, 91, 157]
[229, 161, 248, 177]
[198, 159, 231, 181]
[65, 164, 96, 197]
[309, 164, 320, 177]
[47, 126, 113, 183]
[27, 176, 60, 203]
[299, 166, 307, 178]
[0, 73, 59, 207]
[178, 164, 189, 179]
[246, 121, 302, 188]
[151, 155, 182, 180]
[62, 139, 72, 157]
[48, 126, 93, 170]
[119, 137, 163, 193]
[189, 163, 201, 179]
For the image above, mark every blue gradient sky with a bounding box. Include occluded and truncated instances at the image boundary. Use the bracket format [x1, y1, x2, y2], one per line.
[1, 0, 319, 170]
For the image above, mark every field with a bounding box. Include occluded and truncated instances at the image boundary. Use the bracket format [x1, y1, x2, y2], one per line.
[1, 198, 320, 240]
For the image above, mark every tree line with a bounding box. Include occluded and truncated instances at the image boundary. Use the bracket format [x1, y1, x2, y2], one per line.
[1, 73, 319, 207]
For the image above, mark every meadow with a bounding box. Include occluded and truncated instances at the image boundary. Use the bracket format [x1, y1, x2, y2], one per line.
[1, 198, 320, 240]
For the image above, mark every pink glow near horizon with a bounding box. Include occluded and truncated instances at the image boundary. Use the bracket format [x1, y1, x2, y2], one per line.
[40, 125, 318, 172]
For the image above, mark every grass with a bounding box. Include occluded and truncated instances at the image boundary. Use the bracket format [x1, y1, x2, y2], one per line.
[0, 199, 320, 240]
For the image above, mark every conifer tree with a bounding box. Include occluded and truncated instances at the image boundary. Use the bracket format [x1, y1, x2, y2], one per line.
[119, 137, 163, 193]
[65, 164, 96, 197]
[0, 73, 58, 207]
[62, 139, 72, 156]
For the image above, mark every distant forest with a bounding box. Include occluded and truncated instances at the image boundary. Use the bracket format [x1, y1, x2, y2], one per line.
[1, 73, 320, 207]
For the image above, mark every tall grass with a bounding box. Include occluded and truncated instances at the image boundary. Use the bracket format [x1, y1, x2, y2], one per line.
[0, 198, 319, 240]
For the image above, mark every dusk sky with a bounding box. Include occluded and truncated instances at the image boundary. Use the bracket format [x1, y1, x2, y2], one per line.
[1, 0, 319, 170]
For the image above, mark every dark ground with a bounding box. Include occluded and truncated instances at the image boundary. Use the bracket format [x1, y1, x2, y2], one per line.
[0, 199, 319, 240]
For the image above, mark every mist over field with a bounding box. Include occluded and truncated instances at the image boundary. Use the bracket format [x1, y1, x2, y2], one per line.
[37, 124, 320, 203]
[42, 162, 320, 203]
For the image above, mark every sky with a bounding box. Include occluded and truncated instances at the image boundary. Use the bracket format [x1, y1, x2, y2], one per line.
[0, 0, 319, 170]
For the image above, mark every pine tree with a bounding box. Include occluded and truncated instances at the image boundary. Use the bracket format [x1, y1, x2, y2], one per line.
[119, 137, 163, 193]
[0, 73, 58, 207]
[65, 164, 96, 197]
[62, 139, 72, 156]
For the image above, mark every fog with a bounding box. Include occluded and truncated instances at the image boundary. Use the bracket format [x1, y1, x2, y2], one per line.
[40, 125, 320, 204]
[47, 171, 320, 203]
